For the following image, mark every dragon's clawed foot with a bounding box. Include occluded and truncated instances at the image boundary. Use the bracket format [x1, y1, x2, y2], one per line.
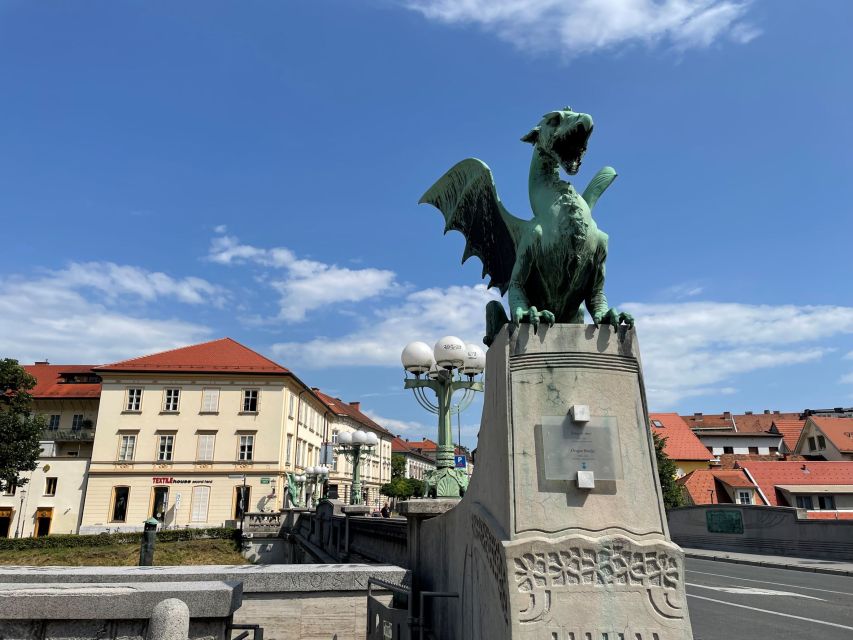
[593, 308, 634, 330]
[513, 306, 556, 333]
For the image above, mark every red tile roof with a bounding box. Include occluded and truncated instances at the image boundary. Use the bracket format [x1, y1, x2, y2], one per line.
[392, 436, 435, 463]
[809, 417, 853, 454]
[805, 511, 853, 520]
[737, 461, 853, 506]
[649, 413, 713, 461]
[313, 390, 391, 436]
[680, 411, 800, 433]
[95, 338, 290, 375]
[678, 469, 763, 505]
[22, 365, 101, 399]
[405, 438, 466, 457]
[772, 419, 806, 452]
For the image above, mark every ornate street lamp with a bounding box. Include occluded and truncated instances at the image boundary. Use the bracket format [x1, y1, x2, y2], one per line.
[304, 466, 329, 508]
[335, 429, 379, 505]
[401, 337, 485, 498]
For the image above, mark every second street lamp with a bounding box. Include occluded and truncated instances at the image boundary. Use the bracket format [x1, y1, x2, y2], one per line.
[335, 430, 379, 505]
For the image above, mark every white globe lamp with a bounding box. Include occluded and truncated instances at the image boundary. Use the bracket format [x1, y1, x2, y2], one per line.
[462, 343, 486, 375]
[401, 341, 435, 374]
[434, 336, 466, 369]
[338, 431, 352, 445]
[365, 432, 379, 446]
[353, 430, 367, 444]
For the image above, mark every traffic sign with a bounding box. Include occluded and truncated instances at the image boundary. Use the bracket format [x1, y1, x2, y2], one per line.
[454, 455, 467, 468]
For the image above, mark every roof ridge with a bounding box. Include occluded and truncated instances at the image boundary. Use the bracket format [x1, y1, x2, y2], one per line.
[101, 337, 232, 367]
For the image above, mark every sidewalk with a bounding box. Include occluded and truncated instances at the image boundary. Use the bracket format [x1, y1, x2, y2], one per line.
[683, 547, 853, 577]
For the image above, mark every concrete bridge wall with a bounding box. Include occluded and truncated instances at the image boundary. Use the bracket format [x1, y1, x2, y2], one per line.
[667, 505, 853, 560]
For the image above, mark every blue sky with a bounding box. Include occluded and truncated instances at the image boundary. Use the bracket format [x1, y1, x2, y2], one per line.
[2, 1, 852, 448]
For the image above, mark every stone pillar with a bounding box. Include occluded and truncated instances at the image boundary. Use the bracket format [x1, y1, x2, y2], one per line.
[411, 325, 694, 640]
[147, 598, 189, 640]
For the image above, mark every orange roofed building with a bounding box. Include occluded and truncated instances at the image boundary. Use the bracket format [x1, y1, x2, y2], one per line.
[649, 413, 713, 477]
[793, 416, 853, 461]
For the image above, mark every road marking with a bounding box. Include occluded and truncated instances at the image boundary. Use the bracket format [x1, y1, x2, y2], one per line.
[687, 594, 853, 631]
[686, 569, 853, 596]
[686, 582, 825, 601]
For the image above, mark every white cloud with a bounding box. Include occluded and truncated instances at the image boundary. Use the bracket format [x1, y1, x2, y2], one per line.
[624, 302, 853, 407]
[364, 410, 429, 436]
[840, 372, 853, 385]
[52, 262, 227, 307]
[208, 234, 397, 321]
[0, 265, 214, 364]
[272, 283, 501, 367]
[400, 0, 758, 56]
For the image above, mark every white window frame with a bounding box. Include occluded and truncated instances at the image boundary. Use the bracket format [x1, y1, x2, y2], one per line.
[157, 435, 175, 461]
[71, 414, 84, 431]
[47, 414, 60, 430]
[239, 435, 255, 461]
[200, 388, 220, 413]
[736, 490, 752, 505]
[118, 434, 137, 461]
[196, 434, 215, 462]
[285, 434, 293, 464]
[163, 388, 181, 412]
[289, 394, 295, 418]
[125, 388, 143, 412]
[44, 477, 57, 496]
[242, 389, 259, 413]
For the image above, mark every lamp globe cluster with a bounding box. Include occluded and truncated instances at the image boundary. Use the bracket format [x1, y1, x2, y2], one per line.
[338, 430, 379, 446]
[401, 337, 485, 376]
[306, 466, 329, 477]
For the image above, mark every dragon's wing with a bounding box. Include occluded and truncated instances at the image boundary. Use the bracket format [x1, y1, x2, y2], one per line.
[419, 158, 525, 294]
[581, 166, 617, 211]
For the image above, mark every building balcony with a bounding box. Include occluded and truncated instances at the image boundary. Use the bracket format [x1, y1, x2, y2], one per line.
[42, 429, 95, 442]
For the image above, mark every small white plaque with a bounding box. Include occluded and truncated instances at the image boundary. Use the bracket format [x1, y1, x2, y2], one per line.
[577, 470, 595, 489]
[569, 404, 590, 423]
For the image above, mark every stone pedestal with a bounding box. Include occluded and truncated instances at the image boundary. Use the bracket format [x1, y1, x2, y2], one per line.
[413, 324, 693, 640]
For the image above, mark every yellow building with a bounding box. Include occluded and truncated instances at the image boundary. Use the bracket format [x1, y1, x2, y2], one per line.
[0, 364, 101, 538]
[79, 338, 328, 532]
[314, 390, 393, 508]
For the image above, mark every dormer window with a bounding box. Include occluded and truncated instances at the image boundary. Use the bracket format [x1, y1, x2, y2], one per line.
[652, 420, 664, 428]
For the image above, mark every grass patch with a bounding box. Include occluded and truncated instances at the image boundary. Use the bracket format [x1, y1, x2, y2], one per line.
[0, 538, 247, 566]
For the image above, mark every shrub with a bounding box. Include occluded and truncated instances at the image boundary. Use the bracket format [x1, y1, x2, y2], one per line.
[0, 527, 238, 551]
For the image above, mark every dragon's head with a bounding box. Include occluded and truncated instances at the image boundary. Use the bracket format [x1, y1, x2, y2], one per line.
[521, 107, 593, 175]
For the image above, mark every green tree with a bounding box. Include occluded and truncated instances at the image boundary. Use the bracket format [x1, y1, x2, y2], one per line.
[391, 453, 406, 480]
[653, 431, 684, 509]
[0, 359, 45, 492]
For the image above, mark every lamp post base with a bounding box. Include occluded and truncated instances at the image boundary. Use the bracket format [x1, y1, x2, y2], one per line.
[424, 467, 469, 498]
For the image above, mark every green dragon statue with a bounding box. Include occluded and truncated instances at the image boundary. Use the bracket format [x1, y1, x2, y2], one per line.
[286, 472, 302, 508]
[420, 107, 633, 345]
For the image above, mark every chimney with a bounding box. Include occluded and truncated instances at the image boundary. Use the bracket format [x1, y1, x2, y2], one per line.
[34, 360, 49, 365]
[694, 412, 703, 419]
[723, 411, 732, 420]
[773, 410, 780, 415]
[763, 410, 771, 415]
[311, 387, 320, 391]
[349, 401, 361, 411]
[745, 411, 753, 415]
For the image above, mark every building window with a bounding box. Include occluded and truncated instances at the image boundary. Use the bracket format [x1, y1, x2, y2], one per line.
[47, 415, 60, 430]
[818, 495, 836, 510]
[286, 434, 293, 464]
[191, 485, 211, 522]
[125, 388, 142, 412]
[769, 447, 779, 455]
[736, 490, 752, 505]
[201, 388, 220, 413]
[118, 435, 136, 461]
[242, 389, 259, 413]
[71, 414, 84, 431]
[239, 435, 254, 461]
[163, 389, 180, 412]
[44, 477, 57, 496]
[817, 435, 826, 450]
[808, 436, 817, 451]
[197, 434, 215, 461]
[332, 430, 339, 444]
[289, 394, 295, 418]
[235, 486, 251, 519]
[748, 446, 758, 454]
[111, 486, 129, 522]
[3, 484, 16, 496]
[157, 435, 174, 461]
[652, 420, 663, 428]
[723, 446, 734, 454]
[796, 495, 814, 509]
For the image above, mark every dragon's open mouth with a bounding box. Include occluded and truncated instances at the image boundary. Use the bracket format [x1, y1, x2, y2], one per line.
[552, 122, 592, 175]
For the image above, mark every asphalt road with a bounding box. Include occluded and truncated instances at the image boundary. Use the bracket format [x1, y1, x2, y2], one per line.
[686, 558, 853, 640]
